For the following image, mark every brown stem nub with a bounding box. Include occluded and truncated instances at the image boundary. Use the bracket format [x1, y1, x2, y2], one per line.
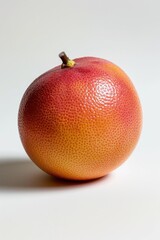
[59, 51, 75, 68]
[59, 52, 70, 65]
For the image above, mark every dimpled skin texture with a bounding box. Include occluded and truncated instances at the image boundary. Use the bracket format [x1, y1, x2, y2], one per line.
[18, 57, 142, 180]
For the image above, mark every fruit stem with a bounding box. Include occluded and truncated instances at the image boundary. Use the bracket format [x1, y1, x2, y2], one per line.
[59, 52, 75, 68]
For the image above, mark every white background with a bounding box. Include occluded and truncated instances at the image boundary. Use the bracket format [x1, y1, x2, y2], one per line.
[0, 0, 160, 239]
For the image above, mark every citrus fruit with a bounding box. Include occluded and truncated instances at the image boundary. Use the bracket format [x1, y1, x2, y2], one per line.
[18, 52, 142, 180]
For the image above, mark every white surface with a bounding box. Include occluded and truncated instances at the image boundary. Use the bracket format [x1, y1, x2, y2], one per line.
[0, 0, 160, 239]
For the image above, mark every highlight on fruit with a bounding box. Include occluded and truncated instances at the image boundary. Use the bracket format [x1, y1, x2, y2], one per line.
[18, 51, 142, 181]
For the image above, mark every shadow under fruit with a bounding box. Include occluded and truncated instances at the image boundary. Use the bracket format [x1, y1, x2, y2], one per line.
[18, 52, 142, 180]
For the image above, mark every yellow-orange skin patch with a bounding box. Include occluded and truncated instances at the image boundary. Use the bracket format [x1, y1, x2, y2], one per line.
[18, 57, 142, 180]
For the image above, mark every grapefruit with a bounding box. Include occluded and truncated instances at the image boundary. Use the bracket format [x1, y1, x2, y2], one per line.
[18, 52, 142, 180]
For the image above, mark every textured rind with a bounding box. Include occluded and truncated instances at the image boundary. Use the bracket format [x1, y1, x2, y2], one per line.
[18, 57, 142, 180]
